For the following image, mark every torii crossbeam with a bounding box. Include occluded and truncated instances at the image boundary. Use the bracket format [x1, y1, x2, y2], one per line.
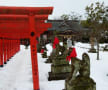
[0, 6, 53, 90]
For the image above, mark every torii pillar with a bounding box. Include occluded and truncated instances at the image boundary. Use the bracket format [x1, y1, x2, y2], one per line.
[29, 14, 39, 90]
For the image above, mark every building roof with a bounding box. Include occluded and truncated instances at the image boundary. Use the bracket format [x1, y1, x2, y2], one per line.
[47, 20, 87, 32]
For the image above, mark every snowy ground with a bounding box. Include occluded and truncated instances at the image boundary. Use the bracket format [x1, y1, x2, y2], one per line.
[0, 42, 108, 90]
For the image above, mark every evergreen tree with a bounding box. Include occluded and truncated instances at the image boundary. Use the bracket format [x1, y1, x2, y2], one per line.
[85, 2, 108, 60]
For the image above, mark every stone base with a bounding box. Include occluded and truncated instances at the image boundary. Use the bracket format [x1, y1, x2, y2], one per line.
[51, 65, 71, 73]
[48, 72, 71, 81]
[104, 49, 108, 51]
[103, 45, 108, 51]
[65, 76, 96, 90]
[45, 58, 52, 63]
[42, 52, 47, 58]
[52, 59, 69, 66]
[42, 55, 47, 58]
[88, 49, 96, 53]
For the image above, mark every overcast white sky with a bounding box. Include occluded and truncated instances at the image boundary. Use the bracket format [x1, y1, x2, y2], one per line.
[0, 0, 108, 19]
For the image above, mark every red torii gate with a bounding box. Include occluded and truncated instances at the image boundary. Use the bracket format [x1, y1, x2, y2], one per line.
[0, 6, 53, 90]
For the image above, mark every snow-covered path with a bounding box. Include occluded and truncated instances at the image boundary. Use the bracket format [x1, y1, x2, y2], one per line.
[38, 53, 65, 90]
[0, 46, 33, 90]
[0, 45, 65, 90]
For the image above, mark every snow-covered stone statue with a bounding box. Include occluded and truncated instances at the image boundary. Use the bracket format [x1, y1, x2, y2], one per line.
[46, 37, 66, 63]
[64, 48, 96, 90]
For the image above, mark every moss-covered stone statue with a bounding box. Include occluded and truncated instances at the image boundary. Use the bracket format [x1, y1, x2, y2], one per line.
[64, 48, 96, 90]
[48, 41, 71, 81]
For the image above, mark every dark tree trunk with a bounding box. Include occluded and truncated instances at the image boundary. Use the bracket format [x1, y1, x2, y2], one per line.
[97, 40, 99, 60]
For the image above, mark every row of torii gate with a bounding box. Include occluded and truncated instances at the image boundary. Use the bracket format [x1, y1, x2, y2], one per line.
[0, 6, 53, 90]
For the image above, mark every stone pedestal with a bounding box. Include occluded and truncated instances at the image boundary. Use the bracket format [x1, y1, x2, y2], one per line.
[65, 76, 96, 90]
[45, 56, 53, 63]
[48, 56, 71, 81]
[103, 45, 108, 51]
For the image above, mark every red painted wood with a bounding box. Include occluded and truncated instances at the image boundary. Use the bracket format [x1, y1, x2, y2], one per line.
[29, 14, 40, 90]
[6, 40, 10, 61]
[3, 39, 7, 64]
[0, 20, 52, 39]
[0, 39, 3, 67]
[0, 6, 53, 90]
[0, 15, 48, 20]
[0, 22, 51, 33]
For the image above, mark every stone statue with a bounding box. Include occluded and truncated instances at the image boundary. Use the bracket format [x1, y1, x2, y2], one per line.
[55, 43, 66, 57]
[64, 48, 96, 90]
[45, 38, 67, 63]
[66, 48, 81, 83]
[48, 41, 71, 81]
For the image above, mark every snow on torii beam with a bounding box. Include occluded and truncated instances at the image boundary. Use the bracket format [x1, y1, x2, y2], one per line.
[0, 6, 53, 15]
[0, 6, 53, 90]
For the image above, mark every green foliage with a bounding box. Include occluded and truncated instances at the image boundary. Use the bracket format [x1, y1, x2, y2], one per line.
[61, 14, 69, 20]
[60, 12, 82, 21]
[69, 12, 82, 21]
[102, 7, 108, 30]
[85, 2, 108, 60]
[80, 20, 90, 28]
[85, 2, 108, 32]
